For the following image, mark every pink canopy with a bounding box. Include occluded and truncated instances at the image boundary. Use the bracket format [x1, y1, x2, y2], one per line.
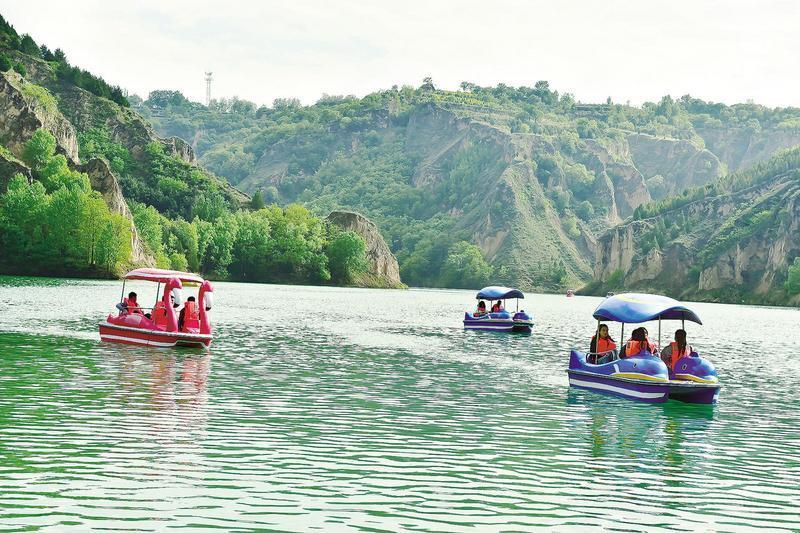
[123, 268, 204, 285]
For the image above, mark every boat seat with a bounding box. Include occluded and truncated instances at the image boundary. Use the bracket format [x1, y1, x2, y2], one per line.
[182, 318, 200, 332]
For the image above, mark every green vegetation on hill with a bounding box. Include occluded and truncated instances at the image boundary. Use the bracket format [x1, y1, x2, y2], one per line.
[0, 14, 376, 287]
[0, 131, 131, 276]
[138, 81, 800, 289]
[0, 14, 128, 107]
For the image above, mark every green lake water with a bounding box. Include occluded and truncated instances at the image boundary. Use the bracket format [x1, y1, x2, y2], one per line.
[0, 276, 798, 531]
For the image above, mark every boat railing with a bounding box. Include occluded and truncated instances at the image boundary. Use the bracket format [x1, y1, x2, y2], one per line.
[587, 349, 619, 365]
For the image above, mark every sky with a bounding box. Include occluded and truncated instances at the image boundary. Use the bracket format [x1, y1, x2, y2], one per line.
[2, 0, 798, 108]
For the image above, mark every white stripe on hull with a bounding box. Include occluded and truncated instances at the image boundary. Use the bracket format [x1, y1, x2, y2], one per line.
[569, 377, 667, 400]
[100, 333, 178, 347]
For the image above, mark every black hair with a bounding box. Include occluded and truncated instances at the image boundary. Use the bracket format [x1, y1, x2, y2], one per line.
[187, 296, 196, 302]
[632, 328, 646, 342]
[675, 329, 687, 354]
[477, 300, 486, 308]
[128, 292, 137, 299]
[593, 323, 615, 343]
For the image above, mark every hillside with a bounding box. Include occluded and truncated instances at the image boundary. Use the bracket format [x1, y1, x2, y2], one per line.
[0, 14, 394, 288]
[588, 148, 800, 305]
[139, 84, 800, 290]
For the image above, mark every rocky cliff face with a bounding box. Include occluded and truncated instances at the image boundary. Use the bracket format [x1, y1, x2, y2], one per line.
[626, 133, 723, 199]
[593, 163, 800, 304]
[0, 71, 79, 164]
[0, 149, 32, 191]
[326, 210, 404, 288]
[0, 70, 155, 268]
[696, 126, 800, 172]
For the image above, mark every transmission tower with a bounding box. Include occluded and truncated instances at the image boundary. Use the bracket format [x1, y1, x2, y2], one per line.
[205, 72, 213, 106]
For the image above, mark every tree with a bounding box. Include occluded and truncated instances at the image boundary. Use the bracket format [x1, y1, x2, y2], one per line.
[0, 174, 48, 261]
[96, 215, 131, 274]
[229, 210, 271, 280]
[0, 53, 11, 72]
[22, 129, 57, 174]
[39, 44, 54, 61]
[576, 200, 595, 221]
[130, 202, 165, 256]
[250, 189, 265, 210]
[146, 90, 190, 108]
[18, 34, 39, 56]
[326, 230, 368, 283]
[420, 77, 435, 91]
[438, 241, 493, 289]
[12, 62, 26, 77]
[785, 258, 800, 295]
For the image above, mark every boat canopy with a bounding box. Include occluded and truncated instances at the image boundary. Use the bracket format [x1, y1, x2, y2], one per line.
[592, 293, 702, 325]
[476, 286, 525, 300]
[123, 268, 204, 285]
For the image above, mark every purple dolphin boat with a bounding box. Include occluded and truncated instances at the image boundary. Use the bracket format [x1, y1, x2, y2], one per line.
[463, 286, 533, 333]
[567, 293, 721, 404]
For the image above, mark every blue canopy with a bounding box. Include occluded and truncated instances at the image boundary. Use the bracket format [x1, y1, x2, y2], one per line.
[476, 286, 525, 300]
[593, 293, 702, 325]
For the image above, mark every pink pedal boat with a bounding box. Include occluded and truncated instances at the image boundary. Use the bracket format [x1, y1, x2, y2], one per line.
[99, 268, 214, 348]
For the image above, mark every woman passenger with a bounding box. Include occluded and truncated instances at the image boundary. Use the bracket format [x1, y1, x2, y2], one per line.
[589, 324, 617, 364]
[590, 324, 616, 354]
[491, 300, 503, 313]
[661, 329, 693, 370]
[474, 300, 487, 316]
[620, 327, 647, 358]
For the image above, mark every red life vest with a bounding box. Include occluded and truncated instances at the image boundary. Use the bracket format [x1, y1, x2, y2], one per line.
[123, 298, 143, 315]
[668, 341, 692, 370]
[184, 301, 199, 321]
[595, 336, 617, 353]
[153, 301, 168, 327]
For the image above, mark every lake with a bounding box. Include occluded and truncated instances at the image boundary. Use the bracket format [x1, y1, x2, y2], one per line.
[0, 276, 798, 531]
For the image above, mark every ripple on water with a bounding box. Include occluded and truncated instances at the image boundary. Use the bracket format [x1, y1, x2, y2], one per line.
[0, 280, 799, 530]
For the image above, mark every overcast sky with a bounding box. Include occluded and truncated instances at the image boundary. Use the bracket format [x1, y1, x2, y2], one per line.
[2, 0, 798, 108]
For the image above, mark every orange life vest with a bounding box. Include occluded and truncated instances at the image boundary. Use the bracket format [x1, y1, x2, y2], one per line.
[667, 341, 692, 370]
[595, 336, 616, 353]
[625, 340, 650, 357]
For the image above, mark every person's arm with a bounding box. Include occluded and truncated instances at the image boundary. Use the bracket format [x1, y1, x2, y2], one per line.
[590, 337, 597, 353]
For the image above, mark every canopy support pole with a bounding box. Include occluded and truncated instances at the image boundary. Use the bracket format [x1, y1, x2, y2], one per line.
[621, 323, 625, 350]
[595, 319, 601, 354]
[154, 282, 161, 307]
[658, 317, 662, 350]
[119, 280, 126, 303]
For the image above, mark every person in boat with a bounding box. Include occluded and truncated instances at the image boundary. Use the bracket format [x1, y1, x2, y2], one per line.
[152, 299, 168, 327]
[641, 327, 658, 353]
[660, 329, 693, 370]
[491, 300, 503, 313]
[589, 324, 617, 364]
[178, 296, 199, 331]
[474, 300, 488, 317]
[119, 292, 143, 315]
[590, 324, 616, 352]
[620, 327, 648, 358]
